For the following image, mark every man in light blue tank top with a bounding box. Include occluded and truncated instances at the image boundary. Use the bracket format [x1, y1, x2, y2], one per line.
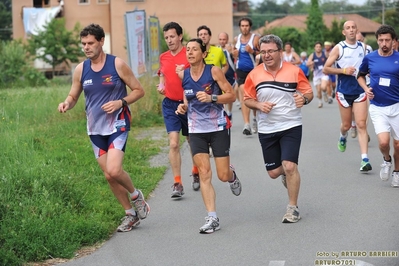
[323, 20, 372, 173]
[358, 24, 399, 186]
[58, 24, 150, 232]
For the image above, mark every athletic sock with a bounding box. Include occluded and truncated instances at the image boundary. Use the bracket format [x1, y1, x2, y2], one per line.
[192, 166, 199, 174]
[125, 208, 137, 216]
[174, 175, 182, 184]
[130, 190, 139, 200]
[208, 212, 217, 218]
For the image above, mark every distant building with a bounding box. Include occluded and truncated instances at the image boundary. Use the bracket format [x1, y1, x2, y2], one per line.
[255, 13, 382, 40]
[13, 0, 249, 70]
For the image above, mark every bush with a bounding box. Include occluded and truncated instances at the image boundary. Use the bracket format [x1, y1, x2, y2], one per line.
[0, 41, 48, 89]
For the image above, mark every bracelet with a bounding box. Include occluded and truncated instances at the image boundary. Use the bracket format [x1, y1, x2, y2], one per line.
[343, 68, 346, 75]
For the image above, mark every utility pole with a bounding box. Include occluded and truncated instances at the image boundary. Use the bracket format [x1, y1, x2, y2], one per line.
[381, 0, 385, 25]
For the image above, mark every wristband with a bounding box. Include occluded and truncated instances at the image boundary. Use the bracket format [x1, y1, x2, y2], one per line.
[120, 98, 128, 108]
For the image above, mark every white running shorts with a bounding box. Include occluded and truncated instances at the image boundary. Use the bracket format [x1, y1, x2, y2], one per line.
[369, 102, 399, 140]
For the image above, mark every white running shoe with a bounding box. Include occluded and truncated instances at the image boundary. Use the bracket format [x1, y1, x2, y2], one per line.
[391, 172, 399, 188]
[199, 216, 220, 234]
[380, 161, 392, 181]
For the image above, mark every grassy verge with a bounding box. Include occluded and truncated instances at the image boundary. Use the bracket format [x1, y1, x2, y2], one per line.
[0, 77, 167, 265]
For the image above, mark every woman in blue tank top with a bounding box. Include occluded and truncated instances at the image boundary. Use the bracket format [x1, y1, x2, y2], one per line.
[175, 38, 242, 234]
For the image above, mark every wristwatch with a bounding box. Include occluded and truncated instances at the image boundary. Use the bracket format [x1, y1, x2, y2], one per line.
[120, 98, 128, 108]
[211, 94, 218, 103]
[303, 96, 309, 105]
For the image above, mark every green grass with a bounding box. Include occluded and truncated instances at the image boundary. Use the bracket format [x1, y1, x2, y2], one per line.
[0, 78, 167, 265]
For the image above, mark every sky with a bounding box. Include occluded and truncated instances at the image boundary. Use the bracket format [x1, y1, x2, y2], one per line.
[250, 0, 367, 6]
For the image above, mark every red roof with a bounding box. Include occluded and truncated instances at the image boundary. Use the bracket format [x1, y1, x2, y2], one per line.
[255, 13, 382, 35]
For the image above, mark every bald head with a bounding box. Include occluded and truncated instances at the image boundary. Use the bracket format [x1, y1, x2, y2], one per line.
[218, 32, 229, 48]
[342, 20, 358, 43]
[343, 20, 356, 29]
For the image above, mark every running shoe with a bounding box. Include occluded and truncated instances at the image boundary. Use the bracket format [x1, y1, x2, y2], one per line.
[192, 173, 200, 191]
[171, 183, 184, 198]
[338, 137, 347, 152]
[281, 174, 287, 189]
[360, 159, 372, 172]
[227, 113, 232, 121]
[332, 89, 336, 99]
[132, 189, 150, 219]
[350, 126, 357, 138]
[242, 124, 252, 135]
[229, 165, 242, 196]
[117, 214, 140, 232]
[391, 172, 399, 188]
[199, 216, 220, 234]
[328, 97, 333, 104]
[252, 118, 258, 134]
[380, 160, 392, 181]
[282, 205, 301, 223]
[323, 93, 328, 103]
[318, 102, 323, 108]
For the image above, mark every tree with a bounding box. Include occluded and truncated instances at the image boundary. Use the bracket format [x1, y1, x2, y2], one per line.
[0, 1, 12, 41]
[265, 26, 308, 53]
[26, 18, 83, 77]
[305, 0, 327, 46]
[324, 19, 345, 45]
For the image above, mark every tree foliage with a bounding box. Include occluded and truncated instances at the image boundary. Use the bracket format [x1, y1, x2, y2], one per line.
[0, 1, 12, 41]
[0, 40, 48, 89]
[263, 26, 308, 53]
[323, 19, 345, 45]
[26, 18, 83, 77]
[306, 0, 326, 46]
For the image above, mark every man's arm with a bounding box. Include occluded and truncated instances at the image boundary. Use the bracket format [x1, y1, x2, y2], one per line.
[292, 52, 301, 65]
[323, 45, 344, 75]
[306, 53, 314, 68]
[115, 57, 145, 107]
[58, 63, 83, 113]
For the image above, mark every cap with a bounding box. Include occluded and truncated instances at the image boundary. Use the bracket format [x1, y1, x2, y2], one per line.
[300, 51, 307, 57]
[324, 41, 332, 46]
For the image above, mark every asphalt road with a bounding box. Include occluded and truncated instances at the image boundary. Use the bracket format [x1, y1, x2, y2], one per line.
[63, 97, 399, 266]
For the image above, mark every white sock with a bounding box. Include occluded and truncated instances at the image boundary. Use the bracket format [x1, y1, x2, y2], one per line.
[130, 190, 139, 200]
[208, 212, 217, 218]
[125, 208, 136, 216]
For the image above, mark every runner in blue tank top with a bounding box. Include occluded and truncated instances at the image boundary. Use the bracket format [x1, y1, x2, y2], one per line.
[58, 24, 150, 232]
[233, 17, 260, 135]
[176, 38, 242, 234]
[323, 20, 372, 173]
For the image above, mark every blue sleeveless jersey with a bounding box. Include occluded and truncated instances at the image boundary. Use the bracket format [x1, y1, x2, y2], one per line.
[312, 51, 327, 78]
[336, 41, 365, 95]
[81, 54, 130, 135]
[182, 65, 227, 133]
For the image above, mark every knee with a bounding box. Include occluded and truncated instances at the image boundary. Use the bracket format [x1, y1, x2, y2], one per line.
[218, 169, 231, 182]
[379, 141, 390, 150]
[169, 140, 180, 151]
[268, 168, 282, 179]
[199, 168, 212, 183]
[105, 167, 122, 181]
[282, 161, 297, 176]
